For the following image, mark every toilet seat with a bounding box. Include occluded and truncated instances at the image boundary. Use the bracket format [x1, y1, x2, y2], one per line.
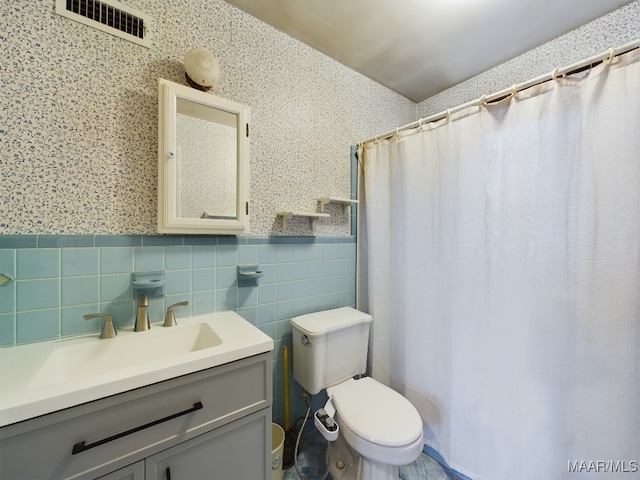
[330, 377, 423, 447]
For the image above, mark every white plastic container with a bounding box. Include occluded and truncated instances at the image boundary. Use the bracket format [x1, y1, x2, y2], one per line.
[271, 423, 284, 480]
[291, 307, 372, 395]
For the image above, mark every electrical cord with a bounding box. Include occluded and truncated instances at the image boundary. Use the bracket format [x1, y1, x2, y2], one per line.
[293, 392, 330, 480]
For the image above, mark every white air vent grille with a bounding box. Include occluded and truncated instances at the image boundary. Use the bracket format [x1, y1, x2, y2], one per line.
[55, 0, 152, 48]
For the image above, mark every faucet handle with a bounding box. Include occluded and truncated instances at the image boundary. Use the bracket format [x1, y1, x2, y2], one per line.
[164, 301, 189, 327]
[84, 313, 117, 339]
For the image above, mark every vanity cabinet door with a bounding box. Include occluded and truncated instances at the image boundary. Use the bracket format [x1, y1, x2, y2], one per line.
[145, 408, 270, 480]
[97, 461, 144, 480]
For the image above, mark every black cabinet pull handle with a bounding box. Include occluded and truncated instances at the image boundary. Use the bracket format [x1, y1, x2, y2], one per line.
[166, 466, 171, 480]
[71, 402, 203, 455]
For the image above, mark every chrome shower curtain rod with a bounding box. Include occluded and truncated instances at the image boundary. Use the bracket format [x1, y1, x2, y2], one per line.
[361, 39, 640, 146]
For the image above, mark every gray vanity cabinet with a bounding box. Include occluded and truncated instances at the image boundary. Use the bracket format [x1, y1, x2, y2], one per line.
[97, 408, 269, 480]
[145, 409, 269, 480]
[0, 353, 272, 480]
[97, 462, 144, 480]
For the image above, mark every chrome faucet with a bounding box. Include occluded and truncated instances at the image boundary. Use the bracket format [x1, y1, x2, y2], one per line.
[164, 301, 189, 327]
[84, 313, 117, 339]
[135, 295, 151, 331]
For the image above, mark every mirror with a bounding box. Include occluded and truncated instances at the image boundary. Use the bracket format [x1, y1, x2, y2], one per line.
[158, 78, 250, 234]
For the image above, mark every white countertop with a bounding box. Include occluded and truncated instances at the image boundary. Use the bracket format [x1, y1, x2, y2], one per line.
[0, 311, 273, 428]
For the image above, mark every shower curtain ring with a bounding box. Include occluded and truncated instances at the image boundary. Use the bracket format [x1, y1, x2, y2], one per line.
[605, 47, 615, 64]
[418, 117, 424, 129]
[552, 68, 561, 82]
[446, 108, 451, 122]
[511, 84, 518, 100]
[374, 135, 379, 144]
[479, 95, 487, 108]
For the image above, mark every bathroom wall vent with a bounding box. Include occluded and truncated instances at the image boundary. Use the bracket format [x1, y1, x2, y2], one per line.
[55, 0, 152, 48]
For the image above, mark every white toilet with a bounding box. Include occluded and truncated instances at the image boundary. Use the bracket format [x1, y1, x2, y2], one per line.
[291, 307, 423, 480]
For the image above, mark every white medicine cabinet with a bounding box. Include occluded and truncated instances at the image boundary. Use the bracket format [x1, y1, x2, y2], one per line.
[158, 79, 250, 234]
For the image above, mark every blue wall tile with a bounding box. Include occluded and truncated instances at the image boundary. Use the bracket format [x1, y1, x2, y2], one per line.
[293, 280, 308, 299]
[216, 245, 238, 267]
[39, 235, 94, 248]
[192, 268, 216, 292]
[192, 246, 216, 268]
[257, 303, 277, 325]
[62, 276, 99, 306]
[276, 300, 295, 321]
[134, 247, 164, 272]
[0, 250, 15, 276]
[165, 270, 191, 295]
[276, 317, 293, 338]
[165, 246, 191, 270]
[17, 309, 59, 343]
[308, 244, 324, 262]
[276, 263, 293, 282]
[276, 282, 295, 302]
[0, 236, 37, 249]
[0, 313, 15, 346]
[260, 264, 277, 284]
[0, 251, 16, 313]
[182, 236, 217, 246]
[147, 297, 165, 324]
[0, 283, 16, 315]
[216, 267, 237, 290]
[258, 245, 277, 264]
[100, 247, 133, 274]
[62, 304, 100, 336]
[142, 235, 183, 246]
[238, 245, 258, 265]
[100, 301, 134, 330]
[293, 262, 308, 281]
[17, 249, 60, 279]
[100, 274, 132, 302]
[238, 286, 258, 307]
[238, 305, 258, 325]
[62, 248, 99, 276]
[276, 244, 293, 263]
[193, 291, 216, 314]
[95, 236, 142, 247]
[0, 235, 356, 352]
[258, 284, 277, 304]
[16, 279, 59, 311]
[293, 298, 309, 317]
[216, 288, 237, 311]
[258, 321, 275, 338]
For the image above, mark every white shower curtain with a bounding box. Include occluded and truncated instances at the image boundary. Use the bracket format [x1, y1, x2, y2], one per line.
[358, 50, 640, 480]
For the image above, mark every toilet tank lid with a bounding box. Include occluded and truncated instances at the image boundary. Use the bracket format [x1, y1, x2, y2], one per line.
[291, 307, 372, 336]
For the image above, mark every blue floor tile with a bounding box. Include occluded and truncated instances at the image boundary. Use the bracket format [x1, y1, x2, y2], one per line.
[282, 429, 452, 480]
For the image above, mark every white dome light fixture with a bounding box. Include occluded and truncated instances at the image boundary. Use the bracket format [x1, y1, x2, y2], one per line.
[184, 48, 220, 91]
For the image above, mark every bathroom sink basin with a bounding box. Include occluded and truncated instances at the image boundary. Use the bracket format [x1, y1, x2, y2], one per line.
[0, 311, 273, 427]
[29, 322, 223, 388]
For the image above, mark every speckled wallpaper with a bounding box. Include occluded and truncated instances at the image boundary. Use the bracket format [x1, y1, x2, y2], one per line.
[417, 0, 640, 117]
[1, 0, 414, 236]
[1, 1, 637, 236]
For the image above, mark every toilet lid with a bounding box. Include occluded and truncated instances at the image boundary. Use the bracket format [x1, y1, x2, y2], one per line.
[331, 377, 423, 447]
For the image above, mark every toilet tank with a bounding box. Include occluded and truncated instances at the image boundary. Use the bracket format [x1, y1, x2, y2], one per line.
[291, 307, 372, 395]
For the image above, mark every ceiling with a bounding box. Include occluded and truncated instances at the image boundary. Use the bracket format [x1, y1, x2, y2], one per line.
[224, 0, 634, 102]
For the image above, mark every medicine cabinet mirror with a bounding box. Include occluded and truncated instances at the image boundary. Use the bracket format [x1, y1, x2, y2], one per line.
[158, 78, 250, 234]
